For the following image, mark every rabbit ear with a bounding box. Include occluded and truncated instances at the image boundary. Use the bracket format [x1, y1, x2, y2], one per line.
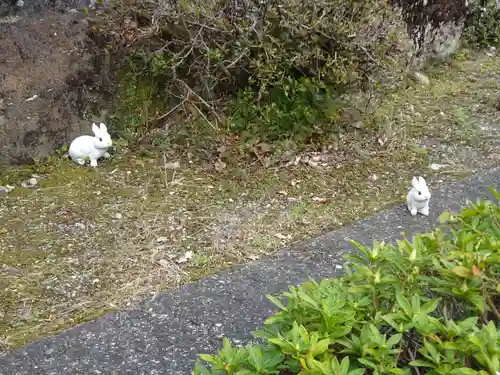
[99, 123, 107, 133]
[412, 176, 419, 188]
[418, 176, 427, 186]
[92, 123, 100, 136]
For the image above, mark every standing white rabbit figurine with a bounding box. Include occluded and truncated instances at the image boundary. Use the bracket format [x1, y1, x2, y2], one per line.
[68, 122, 112, 167]
[407, 176, 431, 216]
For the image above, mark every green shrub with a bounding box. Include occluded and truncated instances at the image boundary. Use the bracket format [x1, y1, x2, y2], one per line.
[230, 77, 344, 143]
[463, 0, 500, 49]
[193, 188, 500, 375]
[99, 0, 408, 144]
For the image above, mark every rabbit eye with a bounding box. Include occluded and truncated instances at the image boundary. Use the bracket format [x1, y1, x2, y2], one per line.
[99, 137, 103, 142]
[418, 191, 421, 195]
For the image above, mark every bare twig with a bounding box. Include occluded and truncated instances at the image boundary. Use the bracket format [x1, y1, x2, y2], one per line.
[157, 98, 188, 121]
[175, 78, 221, 121]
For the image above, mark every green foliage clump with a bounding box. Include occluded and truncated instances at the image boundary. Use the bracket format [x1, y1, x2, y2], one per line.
[101, 0, 407, 144]
[463, 0, 500, 49]
[193, 188, 500, 375]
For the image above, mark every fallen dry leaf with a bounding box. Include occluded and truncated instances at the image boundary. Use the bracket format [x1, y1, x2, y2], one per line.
[157, 259, 171, 268]
[177, 251, 194, 263]
[274, 233, 291, 240]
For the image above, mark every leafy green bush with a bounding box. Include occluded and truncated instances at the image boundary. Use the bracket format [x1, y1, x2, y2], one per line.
[193, 188, 500, 375]
[98, 0, 408, 144]
[463, 0, 500, 49]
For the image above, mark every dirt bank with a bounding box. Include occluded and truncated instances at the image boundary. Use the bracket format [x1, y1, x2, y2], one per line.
[0, 1, 107, 165]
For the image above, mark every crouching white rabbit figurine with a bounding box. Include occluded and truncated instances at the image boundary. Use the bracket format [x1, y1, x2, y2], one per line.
[407, 176, 431, 216]
[68, 123, 112, 167]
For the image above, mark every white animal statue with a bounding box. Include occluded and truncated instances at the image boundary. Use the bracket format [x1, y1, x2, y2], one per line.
[407, 176, 431, 216]
[68, 123, 112, 167]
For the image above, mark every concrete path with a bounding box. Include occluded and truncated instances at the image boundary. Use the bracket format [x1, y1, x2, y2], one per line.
[1, 166, 499, 375]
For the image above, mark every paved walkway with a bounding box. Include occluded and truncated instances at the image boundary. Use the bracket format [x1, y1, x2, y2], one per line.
[1, 166, 499, 375]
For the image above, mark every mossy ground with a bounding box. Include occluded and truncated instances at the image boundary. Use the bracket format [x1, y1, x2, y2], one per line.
[0, 51, 499, 353]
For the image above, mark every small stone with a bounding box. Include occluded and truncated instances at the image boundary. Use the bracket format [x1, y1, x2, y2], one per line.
[74, 222, 86, 230]
[0, 186, 9, 195]
[2, 265, 21, 275]
[156, 237, 168, 244]
[335, 264, 343, 269]
[114, 213, 123, 220]
[413, 72, 430, 86]
[21, 178, 37, 188]
[214, 160, 227, 172]
[430, 163, 447, 171]
[15, 0, 24, 7]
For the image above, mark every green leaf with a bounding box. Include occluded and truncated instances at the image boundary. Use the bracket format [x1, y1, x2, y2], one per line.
[487, 186, 500, 202]
[422, 339, 440, 362]
[247, 346, 263, 371]
[382, 314, 400, 332]
[420, 298, 442, 315]
[358, 358, 377, 370]
[409, 359, 435, 368]
[192, 360, 212, 375]
[458, 317, 478, 331]
[396, 294, 412, 316]
[451, 266, 472, 278]
[339, 356, 350, 374]
[468, 294, 486, 313]
[268, 338, 296, 354]
[310, 338, 331, 357]
[298, 291, 321, 310]
[411, 294, 421, 313]
[267, 295, 287, 311]
[251, 329, 275, 340]
[199, 354, 218, 365]
[386, 333, 403, 348]
[450, 368, 482, 375]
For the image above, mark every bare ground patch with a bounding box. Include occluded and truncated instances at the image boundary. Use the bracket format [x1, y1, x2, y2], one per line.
[0, 51, 499, 353]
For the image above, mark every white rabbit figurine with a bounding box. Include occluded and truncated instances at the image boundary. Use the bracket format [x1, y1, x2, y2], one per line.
[68, 122, 112, 167]
[407, 176, 431, 216]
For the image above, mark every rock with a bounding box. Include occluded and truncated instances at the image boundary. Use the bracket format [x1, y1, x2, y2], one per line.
[430, 163, 447, 171]
[2, 264, 21, 275]
[74, 222, 86, 230]
[21, 177, 37, 188]
[214, 160, 227, 172]
[0, 186, 10, 195]
[413, 72, 430, 86]
[114, 213, 123, 220]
